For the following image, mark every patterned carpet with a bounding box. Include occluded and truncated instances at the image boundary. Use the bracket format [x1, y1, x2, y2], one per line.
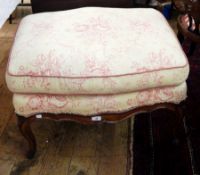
[131, 40, 200, 175]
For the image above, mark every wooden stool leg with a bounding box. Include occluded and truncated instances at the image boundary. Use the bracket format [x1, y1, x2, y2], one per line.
[9, 15, 13, 24]
[17, 114, 36, 159]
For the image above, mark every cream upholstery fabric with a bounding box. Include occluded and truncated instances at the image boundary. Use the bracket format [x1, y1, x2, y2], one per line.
[6, 7, 189, 95]
[6, 67, 188, 95]
[13, 83, 187, 117]
[6, 7, 189, 117]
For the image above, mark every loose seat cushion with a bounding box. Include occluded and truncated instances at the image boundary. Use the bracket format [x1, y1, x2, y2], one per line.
[6, 7, 189, 95]
[13, 83, 186, 117]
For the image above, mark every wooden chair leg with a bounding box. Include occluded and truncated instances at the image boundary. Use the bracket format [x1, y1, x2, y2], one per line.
[17, 114, 36, 159]
[9, 15, 13, 24]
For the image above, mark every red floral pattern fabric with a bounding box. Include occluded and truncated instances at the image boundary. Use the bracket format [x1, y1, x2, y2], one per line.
[13, 83, 187, 117]
[6, 8, 189, 94]
[6, 8, 189, 116]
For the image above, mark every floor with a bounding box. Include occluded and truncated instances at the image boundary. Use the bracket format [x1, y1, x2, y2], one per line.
[0, 5, 129, 175]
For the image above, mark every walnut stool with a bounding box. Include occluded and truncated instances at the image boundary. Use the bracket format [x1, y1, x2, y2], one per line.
[5, 7, 189, 159]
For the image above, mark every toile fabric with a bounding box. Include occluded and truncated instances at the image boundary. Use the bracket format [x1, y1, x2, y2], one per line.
[5, 7, 189, 116]
[13, 83, 187, 117]
[6, 7, 189, 95]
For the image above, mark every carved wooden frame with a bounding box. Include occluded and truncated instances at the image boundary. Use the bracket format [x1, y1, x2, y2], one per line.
[16, 102, 183, 159]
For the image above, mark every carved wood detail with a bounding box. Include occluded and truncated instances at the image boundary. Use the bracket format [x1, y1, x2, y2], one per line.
[17, 102, 183, 159]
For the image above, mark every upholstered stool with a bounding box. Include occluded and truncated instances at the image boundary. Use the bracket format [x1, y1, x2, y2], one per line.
[6, 7, 189, 158]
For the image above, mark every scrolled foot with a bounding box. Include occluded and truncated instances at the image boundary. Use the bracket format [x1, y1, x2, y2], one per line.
[17, 114, 36, 159]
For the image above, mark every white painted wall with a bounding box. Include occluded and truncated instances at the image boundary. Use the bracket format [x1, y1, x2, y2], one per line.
[0, 0, 20, 28]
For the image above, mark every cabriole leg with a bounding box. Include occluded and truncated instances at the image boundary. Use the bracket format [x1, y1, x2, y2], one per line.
[17, 114, 36, 159]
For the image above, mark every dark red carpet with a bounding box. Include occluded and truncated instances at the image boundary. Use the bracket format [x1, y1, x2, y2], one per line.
[133, 41, 200, 175]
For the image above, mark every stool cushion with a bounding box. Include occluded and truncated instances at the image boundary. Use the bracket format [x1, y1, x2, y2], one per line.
[13, 83, 186, 117]
[6, 7, 189, 95]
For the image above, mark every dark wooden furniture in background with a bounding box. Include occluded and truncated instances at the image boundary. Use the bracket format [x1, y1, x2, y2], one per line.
[30, 0, 134, 13]
[176, 0, 200, 55]
[9, 0, 31, 24]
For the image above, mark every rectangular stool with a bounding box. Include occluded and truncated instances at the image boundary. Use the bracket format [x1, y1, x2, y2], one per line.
[5, 7, 189, 158]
